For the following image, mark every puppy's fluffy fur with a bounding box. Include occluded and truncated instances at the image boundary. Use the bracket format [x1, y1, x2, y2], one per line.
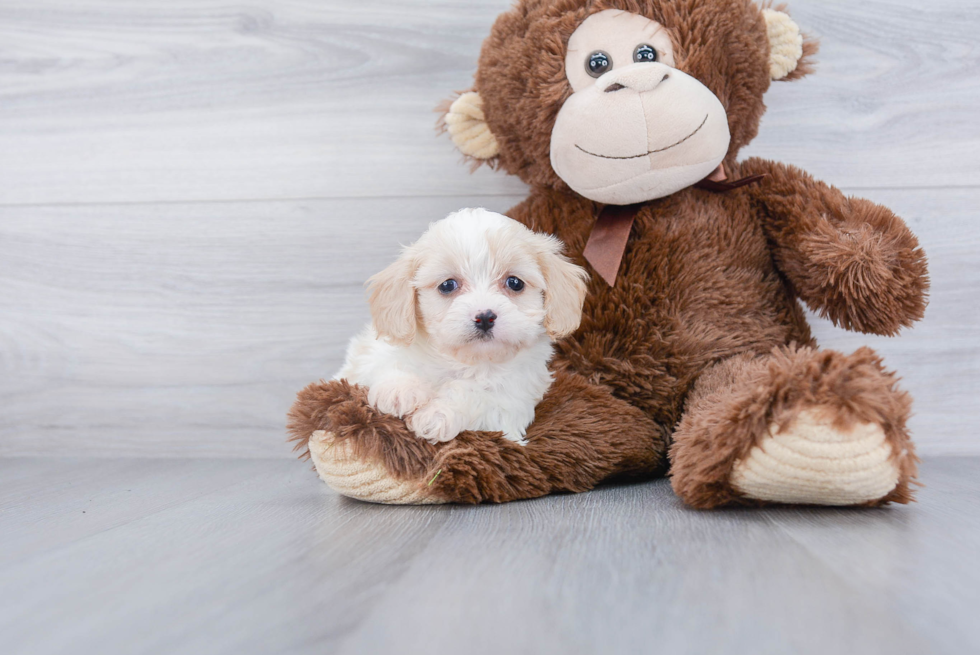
[336, 208, 589, 444]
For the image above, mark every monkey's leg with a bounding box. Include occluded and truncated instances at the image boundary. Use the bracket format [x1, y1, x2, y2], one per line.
[669, 346, 919, 509]
[287, 373, 669, 504]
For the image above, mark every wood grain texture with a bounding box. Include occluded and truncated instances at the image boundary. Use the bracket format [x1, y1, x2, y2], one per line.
[0, 0, 977, 205]
[0, 195, 524, 457]
[1, 456, 977, 655]
[1, 188, 977, 457]
[0, 0, 977, 457]
[0, 197, 518, 457]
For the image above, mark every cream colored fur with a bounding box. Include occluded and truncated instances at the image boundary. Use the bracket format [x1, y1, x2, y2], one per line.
[763, 9, 804, 80]
[445, 92, 499, 160]
[339, 208, 588, 444]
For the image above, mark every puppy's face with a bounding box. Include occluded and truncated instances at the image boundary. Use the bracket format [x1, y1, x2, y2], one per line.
[368, 208, 589, 363]
[414, 225, 547, 362]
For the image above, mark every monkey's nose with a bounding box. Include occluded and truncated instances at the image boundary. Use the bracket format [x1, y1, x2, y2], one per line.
[474, 311, 497, 332]
[598, 63, 670, 93]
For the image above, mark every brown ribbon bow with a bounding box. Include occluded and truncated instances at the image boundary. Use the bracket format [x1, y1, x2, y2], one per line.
[582, 165, 767, 286]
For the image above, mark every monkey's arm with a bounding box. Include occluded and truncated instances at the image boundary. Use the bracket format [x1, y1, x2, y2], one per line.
[739, 158, 929, 336]
[427, 369, 669, 503]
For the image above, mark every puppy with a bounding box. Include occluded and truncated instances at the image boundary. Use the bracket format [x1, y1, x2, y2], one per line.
[335, 208, 589, 444]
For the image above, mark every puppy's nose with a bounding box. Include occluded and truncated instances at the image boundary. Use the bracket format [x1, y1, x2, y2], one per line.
[474, 311, 497, 332]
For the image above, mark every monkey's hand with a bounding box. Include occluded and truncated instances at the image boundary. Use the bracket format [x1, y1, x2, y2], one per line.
[739, 158, 929, 336]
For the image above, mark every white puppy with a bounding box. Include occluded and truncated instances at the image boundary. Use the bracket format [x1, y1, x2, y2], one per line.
[336, 208, 589, 444]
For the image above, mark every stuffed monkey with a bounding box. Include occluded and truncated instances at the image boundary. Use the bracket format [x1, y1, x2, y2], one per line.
[289, 0, 927, 509]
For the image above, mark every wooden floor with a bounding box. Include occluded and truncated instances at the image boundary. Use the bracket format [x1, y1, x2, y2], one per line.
[2, 457, 978, 655]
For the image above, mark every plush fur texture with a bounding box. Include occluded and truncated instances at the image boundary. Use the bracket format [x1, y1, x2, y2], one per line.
[336, 208, 588, 444]
[288, 371, 670, 503]
[473, 0, 816, 191]
[669, 345, 918, 509]
[740, 159, 928, 336]
[289, 379, 438, 479]
[289, 0, 927, 508]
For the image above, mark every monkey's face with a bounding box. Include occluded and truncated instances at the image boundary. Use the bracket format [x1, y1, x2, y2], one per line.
[447, 1, 811, 198]
[550, 10, 731, 205]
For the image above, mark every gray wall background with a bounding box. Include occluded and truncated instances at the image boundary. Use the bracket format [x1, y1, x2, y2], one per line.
[1, 0, 977, 458]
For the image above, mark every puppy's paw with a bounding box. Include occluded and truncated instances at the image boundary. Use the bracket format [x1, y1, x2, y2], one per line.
[368, 378, 433, 418]
[499, 419, 531, 445]
[407, 401, 462, 444]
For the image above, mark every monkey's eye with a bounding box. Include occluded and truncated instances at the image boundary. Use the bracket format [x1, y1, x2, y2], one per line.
[505, 276, 525, 292]
[586, 51, 612, 78]
[634, 44, 658, 64]
[438, 279, 459, 294]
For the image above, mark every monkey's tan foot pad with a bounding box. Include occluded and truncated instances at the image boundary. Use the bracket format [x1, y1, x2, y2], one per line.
[730, 409, 900, 506]
[309, 430, 448, 505]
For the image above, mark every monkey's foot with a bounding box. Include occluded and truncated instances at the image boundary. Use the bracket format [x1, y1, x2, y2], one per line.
[730, 408, 901, 506]
[309, 430, 448, 505]
[670, 347, 918, 509]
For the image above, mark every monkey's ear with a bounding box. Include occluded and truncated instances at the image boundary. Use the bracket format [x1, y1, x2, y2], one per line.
[440, 91, 500, 160]
[763, 8, 817, 81]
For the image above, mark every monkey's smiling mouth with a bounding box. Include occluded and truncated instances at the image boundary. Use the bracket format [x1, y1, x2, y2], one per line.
[575, 114, 709, 160]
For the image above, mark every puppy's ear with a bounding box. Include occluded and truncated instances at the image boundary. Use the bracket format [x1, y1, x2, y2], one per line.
[367, 250, 418, 346]
[533, 234, 590, 340]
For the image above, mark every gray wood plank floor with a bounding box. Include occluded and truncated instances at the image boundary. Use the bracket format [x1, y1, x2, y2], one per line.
[2, 457, 978, 655]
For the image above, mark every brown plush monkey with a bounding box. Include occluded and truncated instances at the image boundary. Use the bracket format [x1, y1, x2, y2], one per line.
[289, 0, 928, 509]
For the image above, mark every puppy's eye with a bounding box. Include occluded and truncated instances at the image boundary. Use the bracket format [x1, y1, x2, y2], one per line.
[633, 44, 658, 64]
[505, 276, 525, 292]
[438, 279, 459, 294]
[586, 51, 612, 78]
